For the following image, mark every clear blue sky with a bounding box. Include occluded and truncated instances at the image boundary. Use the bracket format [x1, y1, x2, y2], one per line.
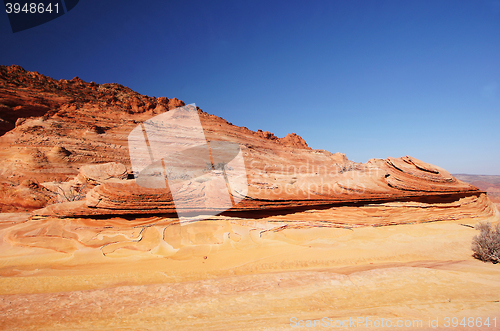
[1, 0, 499, 174]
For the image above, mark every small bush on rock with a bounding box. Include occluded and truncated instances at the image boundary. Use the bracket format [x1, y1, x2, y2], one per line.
[472, 222, 500, 264]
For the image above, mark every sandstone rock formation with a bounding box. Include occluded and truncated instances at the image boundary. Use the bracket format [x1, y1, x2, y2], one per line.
[0, 65, 309, 184]
[32, 155, 484, 218]
[0, 64, 487, 219]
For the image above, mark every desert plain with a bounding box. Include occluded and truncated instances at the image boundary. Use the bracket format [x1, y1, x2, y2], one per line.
[0, 65, 499, 330]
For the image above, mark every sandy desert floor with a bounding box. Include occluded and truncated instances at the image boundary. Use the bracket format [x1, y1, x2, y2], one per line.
[0, 203, 499, 331]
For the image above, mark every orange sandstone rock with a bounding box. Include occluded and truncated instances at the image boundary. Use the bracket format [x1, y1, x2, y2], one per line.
[0, 65, 485, 218]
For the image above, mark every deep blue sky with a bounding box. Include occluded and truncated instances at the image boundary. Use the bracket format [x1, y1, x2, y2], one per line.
[1, 0, 499, 174]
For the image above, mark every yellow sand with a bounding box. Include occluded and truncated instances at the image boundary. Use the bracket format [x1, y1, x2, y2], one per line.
[0, 204, 499, 330]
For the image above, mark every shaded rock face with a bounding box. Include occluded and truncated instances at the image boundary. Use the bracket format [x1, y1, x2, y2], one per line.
[0, 64, 486, 218]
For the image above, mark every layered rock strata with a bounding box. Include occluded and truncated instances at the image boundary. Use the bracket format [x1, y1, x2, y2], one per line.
[0, 65, 488, 221]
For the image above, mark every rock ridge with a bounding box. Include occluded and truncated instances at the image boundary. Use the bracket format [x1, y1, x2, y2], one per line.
[0, 65, 487, 220]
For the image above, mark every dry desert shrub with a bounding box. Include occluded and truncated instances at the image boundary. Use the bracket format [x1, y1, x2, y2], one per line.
[54, 182, 88, 203]
[472, 222, 500, 264]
